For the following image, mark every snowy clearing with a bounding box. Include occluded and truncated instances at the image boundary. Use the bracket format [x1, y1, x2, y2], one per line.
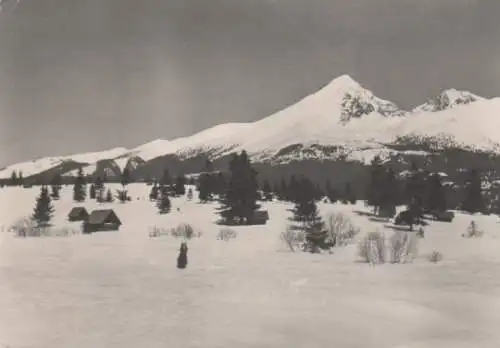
[1, 184, 500, 348]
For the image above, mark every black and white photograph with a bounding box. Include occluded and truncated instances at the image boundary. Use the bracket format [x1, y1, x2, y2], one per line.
[1, 1, 500, 347]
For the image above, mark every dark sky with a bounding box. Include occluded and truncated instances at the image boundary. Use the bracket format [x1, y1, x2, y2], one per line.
[1, 0, 499, 166]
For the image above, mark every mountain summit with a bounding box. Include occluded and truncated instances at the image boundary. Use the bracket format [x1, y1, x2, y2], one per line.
[413, 89, 485, 113]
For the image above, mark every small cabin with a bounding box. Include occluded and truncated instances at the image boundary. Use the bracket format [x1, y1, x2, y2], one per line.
[67, 207, 89, 222]
[83, 209, 122, 233]
[378, 205, 396, 218]
[248, 210, 270, 225]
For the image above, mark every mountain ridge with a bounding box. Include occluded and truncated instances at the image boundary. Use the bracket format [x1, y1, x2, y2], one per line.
[1, 74, 495, 180]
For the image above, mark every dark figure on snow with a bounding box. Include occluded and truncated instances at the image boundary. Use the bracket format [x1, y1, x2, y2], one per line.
[177, 242, 188, 269]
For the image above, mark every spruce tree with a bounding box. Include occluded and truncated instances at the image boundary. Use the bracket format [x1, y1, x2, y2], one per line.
[174, 175, 187, 196]
[149, 183, 159, 201]
[106, 189, 114, 202]
[288, 175, 299, 203]
[378, 167, 399, 215]
[121, 167, 131, 187]
[425, 173, 447, 213]
[73, 168, 87, 202]
[18, 171, 24, 186]
[366, 156, 385, 215]
[10, 171, 17, 186]
[50, 184, 60, 200]
[405, 163, 426, 218]
[94, 176, 105, 203]
[157, 186, 171, 214]
[262, 179, 273, 201]
[89, 184, 97, 199]
[218, 151, 260, 224]
[279, 177, 288, 201]
[314, 183, 324, 201]
[160, 169, 172, 188]
[198, 173, 212, 202]
[290, 176, 330, 253]
[50, 174, 62, 200]
[32, 186, 54, 227]
[272, 182, 281, 198]
[462, 169, 483, 214]
[214, 172, 227, 195]
[342, 183, 356, 204]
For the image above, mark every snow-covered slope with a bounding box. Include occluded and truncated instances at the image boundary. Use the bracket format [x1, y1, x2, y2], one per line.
[0, 147, 129, 179]
[413, 89, 485, 113]
[2, 74, 497, 177]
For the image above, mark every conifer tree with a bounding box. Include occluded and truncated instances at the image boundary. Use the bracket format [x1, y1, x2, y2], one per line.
[89, 184, 97, 199]
[325, 180, 339, 203]
[94, 175, 105, 202]
[288, 175, 299, 203]
[106, 189, 114, 202]
[50, 184, 60, 200]
[314, 183, 325, 201]
[462, 168, 483, 214]
[378, 167, 399, 215]
[366, 156, 385, 215]
[198, 173, 212, 202]
[279, 177, 288, 201]
[157, 186, 171, 214]
[50, 174, 62, 200]
[10, 170, 17, 186]
[32, 186, 54, 227]
[174, 175, 187, 196]
[290, 176, 331, 253]
[204, 158, 214, 173]
[342, 183, 356, 204]
[18, 171, 24, 186]
[121, 167, 131, 187]
[272, 182, 281, 198]
[425, 173, 447, 213]
[73, 168, 87, 202]
[160, 169, 172, 188]
[405, 162, 426, 218]
[262, 179, 273, 201]
[214, 172, 227, 195]
[218, 151, 260, 224]
[149, 183, 159, 201]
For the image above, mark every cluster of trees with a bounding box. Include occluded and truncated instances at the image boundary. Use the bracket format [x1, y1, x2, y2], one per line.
[148, 169, 189, 214]
[258, 175, 356, 205]
[365, 156, 485, 217]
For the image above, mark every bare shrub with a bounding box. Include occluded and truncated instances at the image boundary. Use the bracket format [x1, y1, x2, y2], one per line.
[389, 230, 419, 264]
[428, 250, 444, 263]
[9, 218, 79, 237]
[217, 227, 238, 241]
[358, 231, 386, 264]
[279, 225, 306, 252]
[9, 217, 43, 237]
[171, 223, 202, 240]
[148, 226, 170, 238]
[462, 220, 484, 238]
[325, 212, 360, 246]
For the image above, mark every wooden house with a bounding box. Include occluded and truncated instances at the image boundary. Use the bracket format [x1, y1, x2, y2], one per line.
[248, 210, 269, 225]
[67, 207, 89, 222]
[83, 209, 122, 233]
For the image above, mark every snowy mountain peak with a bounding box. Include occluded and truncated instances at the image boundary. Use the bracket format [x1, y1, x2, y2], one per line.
[413, 88, 485, 113]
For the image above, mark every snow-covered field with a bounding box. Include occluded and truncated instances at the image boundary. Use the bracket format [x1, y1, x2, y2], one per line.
[1, 184, 500, 348]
